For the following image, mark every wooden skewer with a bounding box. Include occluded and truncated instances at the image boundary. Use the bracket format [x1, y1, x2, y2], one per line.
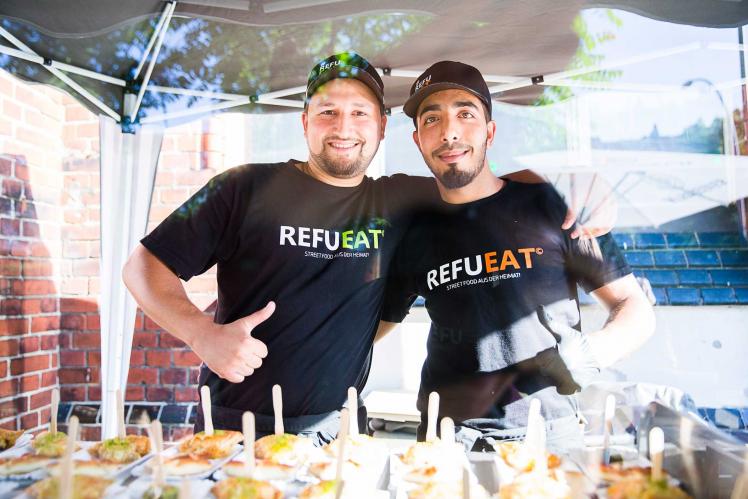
[242, 412, 255, 477]
[147, 420, 165, 487]
[440, 417, 455, 445]
[116, 388, 126, 439]
[200, 385, 214, 436]
[272, 385, 283, 436]
[50, 388, 59, 435]
[60, 415, 78, 499]
[462, 465, 471, 499]
[347, 387, 358, 436]
[649, 427, 665, 482]
[534, 413, 548, 475]
[334, 408, 350, 499]
[602, 394, 616, 465]
[178, 479, 190, 499]
[425, 392, 439, 442]
[524, 398, 542, 453]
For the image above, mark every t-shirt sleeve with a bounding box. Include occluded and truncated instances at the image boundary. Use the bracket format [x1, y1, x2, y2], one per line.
[141, 169, 239, 280]
[532, 183, 631, 292]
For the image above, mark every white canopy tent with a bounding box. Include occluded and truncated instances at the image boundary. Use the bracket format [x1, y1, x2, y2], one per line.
[1, 0, 747, 437]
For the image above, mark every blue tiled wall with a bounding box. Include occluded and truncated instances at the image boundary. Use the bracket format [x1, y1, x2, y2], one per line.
[617, 231, 748, 305]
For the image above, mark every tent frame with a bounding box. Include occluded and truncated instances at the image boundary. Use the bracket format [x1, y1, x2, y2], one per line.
[2, 1, 745, 130]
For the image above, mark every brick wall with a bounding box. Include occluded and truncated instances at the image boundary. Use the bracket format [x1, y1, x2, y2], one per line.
[1, 68, 239, 439]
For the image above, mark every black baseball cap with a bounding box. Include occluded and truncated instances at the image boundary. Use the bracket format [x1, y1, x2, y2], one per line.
[404, 61, 492, 120]
[305, 52, 385, 111]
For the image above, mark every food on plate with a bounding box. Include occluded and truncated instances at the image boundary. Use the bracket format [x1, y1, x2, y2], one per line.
[223, 458, 297, 480]
[32, 430, 69, 457]
[497, 469, 571, 499]
[308, 459, 361, 481]
[607, 476, 692, 499]
[599, 464, 652, 483]
[160, 455, 213, 476]
[143, 484, 179, 499]
[178, 429, 242, 459]
[492, 440, 562, 472]
[0, 454, 52, 476]
[298, 480, 338, 499]
[399, 440, 461, 468]
[322, 434, 386, 465]
[0, 428, 24, 451]
[50, 459, 122, 478]
[88, 434, 150, 463]
[254, 433, 314, 466]
[211, 476, 282, 499]
[25, 474, 112, 499]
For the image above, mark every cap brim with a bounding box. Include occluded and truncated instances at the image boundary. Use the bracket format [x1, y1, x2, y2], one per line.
[306, 66, 384, 107]
[403, 82, 490, 119]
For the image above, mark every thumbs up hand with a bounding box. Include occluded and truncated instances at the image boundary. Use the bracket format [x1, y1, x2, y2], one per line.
[191, 301, 275, 383]
[537, 305, 600, 392]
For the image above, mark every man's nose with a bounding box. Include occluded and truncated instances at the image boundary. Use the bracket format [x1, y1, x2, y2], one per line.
[333, 113, 354, 134]
[441, 116, 459, 143]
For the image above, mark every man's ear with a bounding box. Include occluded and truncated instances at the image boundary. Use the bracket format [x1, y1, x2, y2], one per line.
[486, 120, 497, 147]
[412, 129, 420, 149]
[301, 111, 308, 137]
[380, 114, 387, 140]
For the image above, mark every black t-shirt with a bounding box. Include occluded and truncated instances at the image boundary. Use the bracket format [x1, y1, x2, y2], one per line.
[141, 160, 436, 417]
[382, 180, 630, 428]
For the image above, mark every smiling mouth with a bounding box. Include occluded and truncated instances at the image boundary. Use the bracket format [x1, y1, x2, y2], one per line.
[327, 140, 361, 151]
[437, 149, 469, 163]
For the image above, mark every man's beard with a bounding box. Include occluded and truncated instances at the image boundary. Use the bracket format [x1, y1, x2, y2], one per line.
[427, 140, 487, 189]
[310, 137, 376, 179]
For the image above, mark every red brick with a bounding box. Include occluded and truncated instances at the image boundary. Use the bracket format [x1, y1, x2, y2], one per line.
[146, 350, 171, 367]
[20, 374, 39, 392]
[40, 298, 57, 313]
[0, 157, 11, 176]
[58, 368, 89, 384]
[59, 332, 72, 349]
[175, 387, 198, 402]
[22, 260, 53, 277]
[40, 408, 51, 425]
[88, 367, 100, 383]
[30, 243, 50, 257]
[129, 350, 145, 366]
[0, 219, 20, 237]
[1, 179, 23, 198]
[73, 332, 100, 349]
[144, 317, 161, 332]
[20, 411, 38, 429]
[132, 332, 157, 348]
[0, 318, 27, 335]
[0, 239, 9, 256]
[61, 314, 85, 330]
[189, 368, 200, 384]
[160, 368, 187, 385]
[78, 426, 101, 442]
[11, 354, 50, 375]
[72, 259, 99, 277]
[10, 241, 30, 257]
[12, 279, 56, 295]
[0, 361, 7, 378]
[0, 298, 22, 315]
[20, 335, 39, 353]
[87, 385, 101, 401]
[61, 385, 86, 402]
[0, 339, 19, 356]
[0, 379, 18, 398]
[21, 221, 39, 238]
[146, 387, 172, 402]
[60, 299, 98, 313]
[19, 299, 42, 315]
[0, 398, 27, 419]
[32, 316, 60, 333]
[173, 351, 200, 367]
[125, 386, 144, 401]
[159, 333, 186, 348]
[62, 241, 88, 259]
[40, 333, 59, 350]
[85, 315, 100, 331]
[14, 163, 29, 182]
[41, 370, 57, 388]
[127, 368, 158, 385]
[30, 389, 52, 410]
[60, 350, 86, 366]
[0, 258, 21, 277]
[87, 350, 101, 367]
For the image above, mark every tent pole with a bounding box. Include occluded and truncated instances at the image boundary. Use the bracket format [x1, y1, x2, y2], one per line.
[149, 85, 248, 100]
[0, 45, 125, 86]
[132, 1, 174, 81]
[130, 1, 176, 121]
[0, 25, 121, 121]
[140, 98, 250, 123]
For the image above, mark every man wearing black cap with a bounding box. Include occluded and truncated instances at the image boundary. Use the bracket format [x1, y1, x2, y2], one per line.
[124, 51, 426, 443]
[379, 61, 656, 451]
